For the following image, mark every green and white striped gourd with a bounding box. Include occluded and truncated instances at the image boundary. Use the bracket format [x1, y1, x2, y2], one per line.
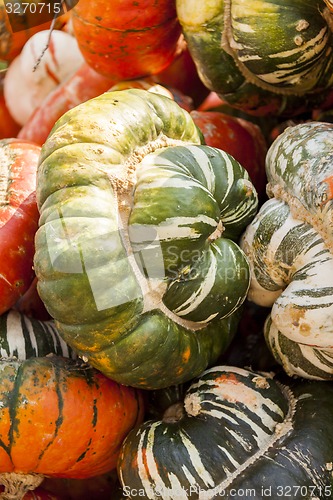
[176, 0, 333, 116]
[34, 89, 258, 389]
[118, 365, 333, 499]
[0, 309, 75, 359]
[241, 122, 333, 379]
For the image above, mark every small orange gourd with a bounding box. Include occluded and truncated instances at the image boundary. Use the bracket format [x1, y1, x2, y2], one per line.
[0, 356, 145, 499]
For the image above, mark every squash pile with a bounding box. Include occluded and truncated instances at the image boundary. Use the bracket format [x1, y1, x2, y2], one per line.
[0, 1, 333, 499]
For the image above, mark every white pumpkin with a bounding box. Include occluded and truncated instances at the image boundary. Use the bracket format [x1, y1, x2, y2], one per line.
[4, 29, 84, 126]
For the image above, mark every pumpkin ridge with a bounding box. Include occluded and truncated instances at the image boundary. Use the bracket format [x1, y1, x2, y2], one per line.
[7, 360, 24, 463]
[35, 361, 64, 466]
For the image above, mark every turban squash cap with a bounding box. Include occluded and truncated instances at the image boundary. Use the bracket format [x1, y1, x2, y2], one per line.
[241, 121, 333, 379]
[34, 89, 258, 389]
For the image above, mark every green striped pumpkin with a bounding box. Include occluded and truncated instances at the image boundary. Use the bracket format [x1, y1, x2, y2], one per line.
[176, 0, 333, 116]
[118, 365, 333, 498]
[241, 121, 333, 379]
[34, 89, 258, 389]
[0, 309, 75, 360]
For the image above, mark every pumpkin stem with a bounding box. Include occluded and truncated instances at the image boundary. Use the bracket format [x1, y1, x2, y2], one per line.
[162, 402, 185, 423]
[0, 472, 44, 500]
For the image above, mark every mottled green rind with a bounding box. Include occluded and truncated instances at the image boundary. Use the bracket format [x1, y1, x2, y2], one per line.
[57, 309, 241, 389]
[35, 89, 252, 389]
[119, 367, 333, 497]
[176, 0, 333, 116]
[220, 379, 333, 498]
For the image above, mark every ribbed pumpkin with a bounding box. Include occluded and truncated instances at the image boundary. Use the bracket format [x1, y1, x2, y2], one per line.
[0, 356, 145, 499]
[118, 365, 333, 499]
[33, 89, 258, 389]
[241, 121, 333, 380]
[0, 139, 40, 315]
[176, 0, 333, 116]
[71, 0, 182, 78]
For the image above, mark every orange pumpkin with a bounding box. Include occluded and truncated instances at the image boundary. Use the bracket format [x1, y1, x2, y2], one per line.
[0, 139, 41, 315]
[0, 356, 145, 498]
[71, 0, 182, 78]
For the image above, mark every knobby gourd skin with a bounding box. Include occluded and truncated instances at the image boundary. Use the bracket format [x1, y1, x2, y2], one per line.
[118, 366, 333, 499]
[241, 122, 333, 379]
[34, 89, 258, 389]
[176, 0, 333, 116]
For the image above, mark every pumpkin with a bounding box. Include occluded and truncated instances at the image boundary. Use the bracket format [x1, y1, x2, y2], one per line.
[176, 0, 333, 116]
[118, 365, 333, 499]
[4, 29, 84, 126]
[0, 356, 145, 499]
[0, 139, 41, 315]
[240, 121, 333, 380]
[33, 89, 258, 389]
[0, 309, 75, 359]
[71, 0, 182, 79]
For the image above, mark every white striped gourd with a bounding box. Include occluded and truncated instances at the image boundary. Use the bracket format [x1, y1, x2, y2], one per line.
[0, 309, 75, 360]
[241, 122, 333, 379]
[33, 89, 258, 389]
[176, 0, 333, 116]
[118, 365, 333, 498]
